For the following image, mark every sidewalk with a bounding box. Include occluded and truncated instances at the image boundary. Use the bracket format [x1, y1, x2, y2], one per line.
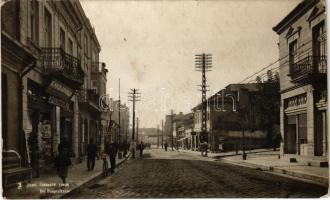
[180, 148, 329, 186]
[3, 154, 130, 199]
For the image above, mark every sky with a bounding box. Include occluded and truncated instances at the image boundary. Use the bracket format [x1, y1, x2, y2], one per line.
[80, 0, 301, 128]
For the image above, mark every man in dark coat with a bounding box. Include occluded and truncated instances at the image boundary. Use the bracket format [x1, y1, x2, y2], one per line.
[123, 141, 128, 157]
[57, 135, 71, 184]
[87, 139, 97, 171]
[107, 141, 117, 174]
[138, 141, 144, 158]
[164, 142, 168, 152]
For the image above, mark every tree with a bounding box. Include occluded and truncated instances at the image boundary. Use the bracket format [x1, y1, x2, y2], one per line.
[266, 70, 274, 82]
[255, 76, 262, 83]
[273, 72, 280, 82]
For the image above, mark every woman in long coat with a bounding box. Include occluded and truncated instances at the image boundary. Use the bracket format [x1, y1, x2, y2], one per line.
[56, 136, 71, 183]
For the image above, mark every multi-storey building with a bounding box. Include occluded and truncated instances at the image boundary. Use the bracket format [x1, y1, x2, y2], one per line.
[192, 83, 280, 152]
[273, 0, 327, 163]
[176, 113, 194, 150]
[1, 0, 109, 187]
[111, 100, 130, 143]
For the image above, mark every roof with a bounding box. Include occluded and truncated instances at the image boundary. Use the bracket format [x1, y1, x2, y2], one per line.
[272, 0, 317, 34]
[191, 83, 269, 110]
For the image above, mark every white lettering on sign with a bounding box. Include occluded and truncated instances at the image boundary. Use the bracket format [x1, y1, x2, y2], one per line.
[48, 80, 73, 97]
[48, 96, 69, 110]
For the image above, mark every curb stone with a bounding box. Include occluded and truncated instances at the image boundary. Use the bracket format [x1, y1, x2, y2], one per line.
[219, 158, 328, 187]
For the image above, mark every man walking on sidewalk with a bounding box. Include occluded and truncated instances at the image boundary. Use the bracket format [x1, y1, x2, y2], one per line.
[87, 139, 97, 171]
[107, 141, 117, 174]
[164, 142, 168, 151]
[138, 141, 145, 158]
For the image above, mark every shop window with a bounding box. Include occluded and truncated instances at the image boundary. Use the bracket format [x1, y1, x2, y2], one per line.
[2, 73, 8, 149]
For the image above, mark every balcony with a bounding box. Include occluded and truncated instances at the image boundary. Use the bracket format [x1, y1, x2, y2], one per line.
[42, 48, 84, 88]
[92, 62, 108, 74]
[289, 56, 327, 83]
[79, 89, 101, 112]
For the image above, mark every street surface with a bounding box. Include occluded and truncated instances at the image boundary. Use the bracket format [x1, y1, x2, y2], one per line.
[69, 149, 327, 198]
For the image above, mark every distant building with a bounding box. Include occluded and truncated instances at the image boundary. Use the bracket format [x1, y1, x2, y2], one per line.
[139, 128, 161, 145]
[192, 83, 280, 152]
[176, 113, 194, 150]
[273, 0, 327, 161]
[111, 101, 130, 143]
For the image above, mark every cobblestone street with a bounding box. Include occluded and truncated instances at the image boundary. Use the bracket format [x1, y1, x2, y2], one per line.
[68, 149, 327, 198]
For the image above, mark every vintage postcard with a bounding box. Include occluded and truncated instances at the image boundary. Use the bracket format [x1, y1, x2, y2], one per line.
[1, 0, 328, 198]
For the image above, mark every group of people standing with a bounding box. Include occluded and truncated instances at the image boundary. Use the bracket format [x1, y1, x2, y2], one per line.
[55, 136, 145, 183]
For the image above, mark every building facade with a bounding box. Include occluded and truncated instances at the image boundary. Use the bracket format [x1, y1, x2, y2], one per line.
[209, 83, 280, 152]
[273, 0, 327, 160]
[1, 0, 109, 186]
[111, 100, 130, 143]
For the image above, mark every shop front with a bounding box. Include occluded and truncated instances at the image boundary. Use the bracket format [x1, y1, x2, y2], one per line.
[27, 79, 75, 177]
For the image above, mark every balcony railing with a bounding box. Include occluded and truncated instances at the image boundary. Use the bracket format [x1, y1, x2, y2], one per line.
[42, 48, 84, 86]
[92, 62, 107, 74]
[289, 56, 327, 82]
[79, 89, 100, 107]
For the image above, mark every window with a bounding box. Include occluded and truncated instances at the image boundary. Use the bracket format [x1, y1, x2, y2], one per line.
[29, 0, 39, 42]
[313, 21, 326, 57]
[68, 38, 73, 55]
[289, 40, 298, 68]
[84, 35, 88, 55]
[92, 49, 96, 63]
[60, 28, 65, 50]
[44, 8, 52, 47]
[84, 75, 88, 90]
[92, 80, 98, 89]
[77, 47, 81, 60]
[313, 21, 326, 73]
[2, 73, 8, 149]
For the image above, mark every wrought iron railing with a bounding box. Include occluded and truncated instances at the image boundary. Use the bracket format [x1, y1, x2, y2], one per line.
[290, 55, 327, 81]
[92, 62, 106, 73]
[42, 48, 84, 84]
[79, 89, 100, 107]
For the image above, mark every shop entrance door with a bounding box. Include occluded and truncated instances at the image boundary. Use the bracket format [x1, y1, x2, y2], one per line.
[60, 117, 73, 154]
[315, 111, 327, 156]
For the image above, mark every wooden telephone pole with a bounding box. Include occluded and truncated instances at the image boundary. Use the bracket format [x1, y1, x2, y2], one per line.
[161, 120, 164, 149]
[128, 88, 140, 158]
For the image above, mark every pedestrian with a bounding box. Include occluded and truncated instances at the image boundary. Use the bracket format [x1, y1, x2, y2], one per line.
[138, 141, 144, 158]
[130, 140, 136, 159]
[87, 139, 97, 171]
[107, 141, 117, 174]
[123, 141, 128, 157]
[164, 142, 168, 152]
[56, 135, 71, 184]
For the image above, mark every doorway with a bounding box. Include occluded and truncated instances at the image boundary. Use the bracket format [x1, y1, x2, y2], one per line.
[315, 111, 327, 156]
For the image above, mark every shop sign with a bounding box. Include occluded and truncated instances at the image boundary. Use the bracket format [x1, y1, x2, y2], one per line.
[47, 80, 73, 99]
[48, 96, 70, 110]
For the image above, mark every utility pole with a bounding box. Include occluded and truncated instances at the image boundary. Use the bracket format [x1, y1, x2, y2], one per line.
[171, 109, 174, 151]
[118, 78, 121, 144]
[157, 124, 160, 148]
[136, 117, 139, 142]
[128, 88, 141, 159]
[161, 120, 164, 149]
[195, 53, 212, 146]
